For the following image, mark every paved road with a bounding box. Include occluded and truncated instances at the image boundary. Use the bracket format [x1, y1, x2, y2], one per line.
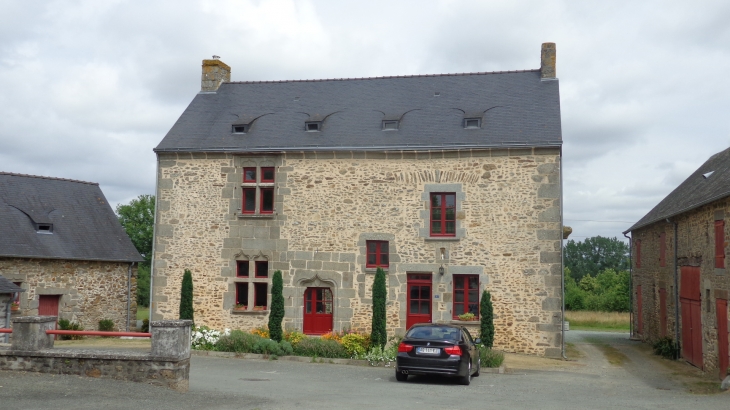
[1, 331, 727, 409]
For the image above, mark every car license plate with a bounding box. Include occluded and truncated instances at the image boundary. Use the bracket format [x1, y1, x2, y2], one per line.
[416, 347, 440, 355]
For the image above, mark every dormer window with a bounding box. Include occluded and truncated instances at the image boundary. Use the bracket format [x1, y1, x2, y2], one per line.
[232, 124, 248, 134]
[464, 118, 481, 129]
[382, 120, 399, 131]
[305, 121, 321, 132]
[36, 223, 53, 234]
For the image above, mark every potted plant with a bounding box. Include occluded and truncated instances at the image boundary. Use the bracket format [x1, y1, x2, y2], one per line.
[10, 301, 19, 312]
[458, 312, 476, 321]
[253, 305, 266, 311]
[233, 304, 247, 312]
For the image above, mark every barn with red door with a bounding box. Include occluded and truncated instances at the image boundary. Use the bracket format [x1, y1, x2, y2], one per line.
[0, 173, 143, 332]
[625, 147, 730, 380]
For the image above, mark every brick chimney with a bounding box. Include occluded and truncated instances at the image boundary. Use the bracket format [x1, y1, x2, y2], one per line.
[540, 43, 556, 79]
[201, 58, 231, 92]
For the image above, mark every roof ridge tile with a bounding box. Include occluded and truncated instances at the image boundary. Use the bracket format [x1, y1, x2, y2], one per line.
[0, 172, 99, 186]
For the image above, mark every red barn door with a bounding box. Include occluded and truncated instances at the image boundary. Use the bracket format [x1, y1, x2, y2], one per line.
[680, 267, 703, 369]
[38, 295, 60, 317]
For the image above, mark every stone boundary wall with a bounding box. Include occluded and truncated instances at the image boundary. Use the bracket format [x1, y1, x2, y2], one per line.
[632, 197, 730, 373]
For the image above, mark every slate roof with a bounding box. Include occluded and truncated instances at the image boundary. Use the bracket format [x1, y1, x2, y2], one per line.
[0, 274, 24, 294]
[625, 147, 730, 233]
[0, 173, 143, 262]
[155, 70, 562, 152]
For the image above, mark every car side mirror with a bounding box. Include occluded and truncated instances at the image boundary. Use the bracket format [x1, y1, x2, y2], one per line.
[474, 338, 481, 344]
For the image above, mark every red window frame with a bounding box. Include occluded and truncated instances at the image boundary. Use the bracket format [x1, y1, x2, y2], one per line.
[235, 282, 249, 307]
[453, 275, 479, 319]
[242, 188, 256, 213]
[13, 282, 22, 304]
[636, 239, 642, 268]
[430, 193, 456, 237]
[659, 232, 666, 267]
[243, 167, 257, 183]
[237, 261, 249, 277]
[255, 261, 269, 278]
[260, 188, 274, 214]
[716, 220, 725, 269]
[261, 167, 275, 183]
[253, 283, 268, 309]
[366, 241, 389, 268]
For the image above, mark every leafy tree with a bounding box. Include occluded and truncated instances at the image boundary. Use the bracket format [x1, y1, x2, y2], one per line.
[116, 194, 155, 306]
[370, 267, 387, 349]
[565, 268, 630, 312]
[268, 270, 284, 342]
[564, 236, 629, 281]
[179, 269, 194, 323]
[479, 290, 495, 348]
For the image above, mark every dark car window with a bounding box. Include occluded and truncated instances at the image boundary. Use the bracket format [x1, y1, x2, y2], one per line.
[406, 326, 461, 341]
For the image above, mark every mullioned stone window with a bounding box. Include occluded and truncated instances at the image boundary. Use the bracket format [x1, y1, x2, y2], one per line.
[419, 184, 466, 240]
[238, 160, 276, 217]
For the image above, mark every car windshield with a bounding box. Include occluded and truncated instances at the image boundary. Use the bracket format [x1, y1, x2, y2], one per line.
[406, 326, 460, 341]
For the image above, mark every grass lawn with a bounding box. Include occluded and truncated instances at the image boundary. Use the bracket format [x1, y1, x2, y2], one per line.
[565, 310, 629, 332]
[137, 306, 149, 321]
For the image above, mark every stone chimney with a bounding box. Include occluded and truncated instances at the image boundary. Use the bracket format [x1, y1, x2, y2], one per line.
[540, 43, 556, 79]
[201, 58, 231, 92]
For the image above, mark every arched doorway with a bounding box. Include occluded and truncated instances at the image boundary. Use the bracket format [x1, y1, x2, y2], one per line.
[303, 287, 333, 335]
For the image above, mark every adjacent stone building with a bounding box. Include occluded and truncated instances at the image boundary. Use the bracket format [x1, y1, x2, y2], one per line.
[625, 147, 730, 379]
[151, 43, 565, 356]
[0, 173, 144, 331]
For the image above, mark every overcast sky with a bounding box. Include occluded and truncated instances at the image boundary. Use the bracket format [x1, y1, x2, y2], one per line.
[1, 0, 729, 242]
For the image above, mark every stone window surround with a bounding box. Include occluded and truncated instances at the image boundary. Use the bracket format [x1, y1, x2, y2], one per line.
[358, 233, 399, 273]
[236, 158, 277, 218]
[419, 184, 466, 240]
[231, 250, 272, 313]
[452, 273, 480, 319]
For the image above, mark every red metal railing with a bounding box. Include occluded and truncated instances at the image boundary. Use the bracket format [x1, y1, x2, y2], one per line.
[0, 328, 12, 334]
[46, 330, 151, 338]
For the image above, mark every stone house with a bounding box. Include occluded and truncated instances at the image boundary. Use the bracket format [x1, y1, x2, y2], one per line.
[625, 147, 730, 378]
[151, 43, 565, 357]
[0, 173, 143, 331]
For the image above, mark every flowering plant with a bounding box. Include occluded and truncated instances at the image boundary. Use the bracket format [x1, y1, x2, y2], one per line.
[251, 325, 269, 338]
[11, 301, 19, 309]
[191, 326, 230, 350]
[458, 312, 476, 321]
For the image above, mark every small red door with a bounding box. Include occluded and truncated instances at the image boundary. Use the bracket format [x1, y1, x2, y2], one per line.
[636, 285, 643, 334]
[716, 298, 728, 380]
[659, 288, 667, 337]
[406, 274, 432, 329]
[303, 287, 333, 335]
[680, 267, 703, 369]
[38, 295, 60, 317]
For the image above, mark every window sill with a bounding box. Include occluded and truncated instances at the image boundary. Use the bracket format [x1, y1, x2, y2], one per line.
[364, 267, 390, 273]
[231, 309, 268, 315]
[237, 213, 277, 219]
[424, 237, 460, 242]
[449, 320, 479, 325]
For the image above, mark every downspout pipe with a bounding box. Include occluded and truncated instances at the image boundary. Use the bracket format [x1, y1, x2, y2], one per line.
[560, 150, 566, 360]
[623, 232, 632, 338]
[4, 295, 10, 344]
[667, 218, 680, 353]
[149, 153, 161, 322]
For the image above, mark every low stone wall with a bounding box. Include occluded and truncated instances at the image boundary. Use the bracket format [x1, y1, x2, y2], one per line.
[0, 316, 191, 391]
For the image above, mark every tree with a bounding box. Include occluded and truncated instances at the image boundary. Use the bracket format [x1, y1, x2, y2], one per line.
[179, 269, 194, 323]
[268, 270, 284, 342]
[564, 236, 629, 281]
[370, 267, 387, 349]
[479, 290, 494, 348]
[116, 194, 155, 307]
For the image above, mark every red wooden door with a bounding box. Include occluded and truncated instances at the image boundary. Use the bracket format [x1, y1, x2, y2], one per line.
[716, 298, 728, 380]
[636, 285, 643, 334]
[406, 274, 432, 329]
[303, 287, 333, 335]
[38, 295, 60, 317]
[680, 267, 703, 369]
[659, 288, 667, 337]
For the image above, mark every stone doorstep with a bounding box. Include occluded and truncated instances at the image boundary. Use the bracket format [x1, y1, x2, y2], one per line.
[190, 350, 506, 374]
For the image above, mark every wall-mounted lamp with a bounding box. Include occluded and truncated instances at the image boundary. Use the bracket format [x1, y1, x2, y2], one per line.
[439, 265, 445, 275]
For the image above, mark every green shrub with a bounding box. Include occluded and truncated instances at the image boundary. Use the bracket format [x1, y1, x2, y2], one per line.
[98, 319, 115, 332]
[371, 267, 387, 349]
[179, 269, 194, 323]
[293, 337, 349, 358]
[479, 347, 504, 368]
[268, 270, 284, 342]
[341, 333, 371, 357]
[253, 338, 284, 355]
[279, 341, 294, 355]
[652, 336, 679, 359]
[141, 318, 149, 333]
[216, 330, 264, 353]
[58, 319, 84, 340]
[480, 290, 494, 349]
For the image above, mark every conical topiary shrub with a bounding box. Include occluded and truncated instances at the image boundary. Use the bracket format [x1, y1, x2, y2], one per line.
[268, 270, 285, 342]
[370, 267, 387, 349]
[480, 289, 494, 348]
[179, 269, 194, 324]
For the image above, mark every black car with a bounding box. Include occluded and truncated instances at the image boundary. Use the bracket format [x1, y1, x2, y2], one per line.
[395, 323, 481, 385]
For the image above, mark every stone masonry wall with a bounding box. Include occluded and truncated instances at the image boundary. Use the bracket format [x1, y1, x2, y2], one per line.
[632, 197, 730, 373]
[153, 148, 563, 357]
[0, 258, 137, 331]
